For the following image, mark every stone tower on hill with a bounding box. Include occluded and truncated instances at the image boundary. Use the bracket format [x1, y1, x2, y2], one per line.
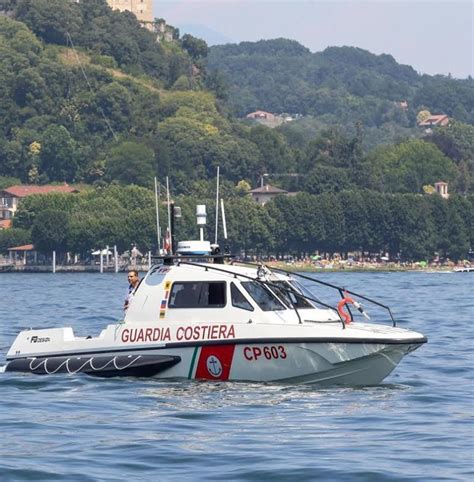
[106, 0, 153, 23]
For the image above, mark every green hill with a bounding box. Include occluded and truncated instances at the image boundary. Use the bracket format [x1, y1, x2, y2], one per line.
[0, 2, 472, 260]
[0, 0, 274, 188]
[208, 39, 474, 126]
[0, 1, 472, 197]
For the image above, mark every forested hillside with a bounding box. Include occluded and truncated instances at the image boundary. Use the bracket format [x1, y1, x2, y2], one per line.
[206, 39, 473, 194]
[0, 1, 472, 194]
[0, 0, 472, 261]
[208, 39, 474, 125]
[0, 0, 269, 188]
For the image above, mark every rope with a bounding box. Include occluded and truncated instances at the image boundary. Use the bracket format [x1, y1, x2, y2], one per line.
[29, 355, 142, 375]
[65, 31, 118, 142]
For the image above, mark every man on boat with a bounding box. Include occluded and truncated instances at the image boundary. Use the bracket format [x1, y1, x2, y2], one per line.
[124, 270, 140, 310]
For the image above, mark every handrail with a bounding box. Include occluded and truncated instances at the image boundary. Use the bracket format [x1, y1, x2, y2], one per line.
[176, 260, 346, 328]
[233, 261, 397, 327]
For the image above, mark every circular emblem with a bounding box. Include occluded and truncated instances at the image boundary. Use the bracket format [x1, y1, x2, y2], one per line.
[206, 355, 223, 378]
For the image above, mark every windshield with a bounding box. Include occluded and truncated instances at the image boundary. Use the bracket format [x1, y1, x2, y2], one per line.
[241, 281, 286, 311]
[272, 281, 315, 309]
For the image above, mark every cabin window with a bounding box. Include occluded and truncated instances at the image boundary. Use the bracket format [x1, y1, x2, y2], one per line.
[231, 282, 254, 311]
[241, 281, 285, 311]
[169, 282, 226, 308]
[271, 281, 314, 309]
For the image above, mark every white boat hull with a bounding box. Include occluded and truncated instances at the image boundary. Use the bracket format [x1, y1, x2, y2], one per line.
[155, 341, 421, 386]
[5, 328, 424, 386]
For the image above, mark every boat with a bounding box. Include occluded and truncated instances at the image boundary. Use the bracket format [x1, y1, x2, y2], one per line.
[452, 265, 474, 273]
[4, 203, 427, 386]
[4, 257, 427, 385]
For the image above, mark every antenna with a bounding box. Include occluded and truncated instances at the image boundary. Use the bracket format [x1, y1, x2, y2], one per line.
[166, 176, 172, 254]
[221, 199, 228, 240]
[214, 166, 220, 244]
[154, 177, 161, 254]
[221, 199, 230, 255]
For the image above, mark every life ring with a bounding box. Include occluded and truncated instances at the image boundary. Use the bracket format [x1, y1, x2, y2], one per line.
[337, 296, 355, 324]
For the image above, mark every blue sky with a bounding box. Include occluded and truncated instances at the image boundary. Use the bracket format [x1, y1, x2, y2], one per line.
[153, 0, 473, 78]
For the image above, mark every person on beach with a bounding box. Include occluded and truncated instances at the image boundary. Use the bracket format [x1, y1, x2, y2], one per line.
[124, 270, 140, 311]
[130, 245, 142, 266]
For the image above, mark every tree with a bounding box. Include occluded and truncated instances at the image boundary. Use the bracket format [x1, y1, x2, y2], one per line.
[13, 192, 78, 229]
[88, 82, 132, 135]
[0, 140, 24, 179]
[287, 193, 327, 255]
[362, 140, 457, 193]
[429, 121, 474, 163]
[443, 196, 471, 261]
[39, 125, 78, 181]
[225, 197, 274, 254]
[0, 175, 21, 190]
[247, 125, 295, 174]
[0, 227, 31, 253]
[180, 34, 208, 60]
[406, 198, 436, 260]
[339, 191, 369, 253]
[302, 165, 353, 194]
[105, 141, 155, 187]
[363, 191, 391, 253]
[31, 209, 69, 253]
[14, 0, 82, 45]
[386, 195, 436, 260]
[304, 128, 362, 172]
[13, 68, 47, 107]
[416, 110, 431, 124]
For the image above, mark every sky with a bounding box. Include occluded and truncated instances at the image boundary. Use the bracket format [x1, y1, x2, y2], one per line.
[153, 0, 473, 78]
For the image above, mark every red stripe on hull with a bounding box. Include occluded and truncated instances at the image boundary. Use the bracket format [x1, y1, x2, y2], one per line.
[195, 345, 236, 381]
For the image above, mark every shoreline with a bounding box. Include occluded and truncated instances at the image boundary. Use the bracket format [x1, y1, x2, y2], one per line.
[264, 262, 459, 273]
[0, 264, 150, 273]
[0, 263, 466, 274]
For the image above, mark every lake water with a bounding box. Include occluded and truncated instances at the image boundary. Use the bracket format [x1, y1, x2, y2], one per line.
[0, 272, 472, 481]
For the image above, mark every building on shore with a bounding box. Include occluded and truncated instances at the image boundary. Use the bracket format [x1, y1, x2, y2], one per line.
[7, 244, 37, 266]
[249, 184, 289, 206]
[0, 184, 79, 223]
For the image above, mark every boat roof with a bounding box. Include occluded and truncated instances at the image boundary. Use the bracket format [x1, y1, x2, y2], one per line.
[148, 260, 280, 282]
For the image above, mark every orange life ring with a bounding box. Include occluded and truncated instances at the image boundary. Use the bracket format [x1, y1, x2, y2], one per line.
[337, 296, 355, 324]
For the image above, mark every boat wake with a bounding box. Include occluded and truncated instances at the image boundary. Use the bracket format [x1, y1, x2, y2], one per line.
[0, 365, 6, 373]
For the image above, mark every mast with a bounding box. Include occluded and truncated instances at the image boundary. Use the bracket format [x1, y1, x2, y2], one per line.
[166, 176, 172, 254]
[154, 177, 161, 254]
[214, 166, 220, 244]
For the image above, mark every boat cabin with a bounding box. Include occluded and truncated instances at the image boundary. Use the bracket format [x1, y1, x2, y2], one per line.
[124, 262, 337, 325]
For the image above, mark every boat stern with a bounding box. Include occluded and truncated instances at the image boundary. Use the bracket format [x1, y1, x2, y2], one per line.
[6, 327, 76, 360]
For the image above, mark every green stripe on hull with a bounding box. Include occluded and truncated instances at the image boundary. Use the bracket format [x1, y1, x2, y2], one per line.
[188, 346, 199, 379]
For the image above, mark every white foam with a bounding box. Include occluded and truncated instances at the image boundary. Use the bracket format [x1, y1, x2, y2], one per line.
[0, 365, 6, 373]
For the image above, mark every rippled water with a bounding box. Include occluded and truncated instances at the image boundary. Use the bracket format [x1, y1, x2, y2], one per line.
[0, 272, 472, 481]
